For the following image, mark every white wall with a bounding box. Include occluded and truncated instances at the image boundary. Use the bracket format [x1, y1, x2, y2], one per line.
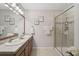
[25, 10, 61, 48]
[74, 4, 79, 48]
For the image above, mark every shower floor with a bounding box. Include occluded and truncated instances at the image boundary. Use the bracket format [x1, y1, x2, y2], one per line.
[55, 46, 77, 56]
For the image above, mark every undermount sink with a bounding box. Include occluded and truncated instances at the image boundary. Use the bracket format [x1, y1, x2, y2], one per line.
[6, 33, 14, 36]
[5, 38, 24, 46]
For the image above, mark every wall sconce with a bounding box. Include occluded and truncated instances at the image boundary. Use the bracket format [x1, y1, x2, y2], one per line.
[4, 15, 10, 22]
[34, 18, 39, 25]
[38, 16, 44, 22]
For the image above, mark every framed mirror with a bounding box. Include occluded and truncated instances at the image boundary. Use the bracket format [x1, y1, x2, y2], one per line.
[0, 3, 24, 37]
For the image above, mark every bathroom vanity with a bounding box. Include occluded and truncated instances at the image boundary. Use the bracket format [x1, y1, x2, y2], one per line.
[0, 3, 33, 56]
[15, 36, 33, 56]
[0, 35, 33, 56]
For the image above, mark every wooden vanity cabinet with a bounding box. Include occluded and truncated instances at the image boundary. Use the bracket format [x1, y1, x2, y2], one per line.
[25, 36, 33, 56]
[0, 35, 33, 56]
[25, 46, 29, 56]
[0, 36, 33, 56]
[28, 36, 33, 56]
[15, 41, 28, 56]
[15, 36, 33, 56]
[20, 51, 25, 56]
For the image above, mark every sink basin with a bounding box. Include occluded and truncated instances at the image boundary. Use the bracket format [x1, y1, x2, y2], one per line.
[5, 38, 24, 46]
[4, 35, 32, 46]
[6, 33, 14, 36]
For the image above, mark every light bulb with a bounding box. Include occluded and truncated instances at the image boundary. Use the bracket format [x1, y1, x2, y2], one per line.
[19, 10, 23, 14]
[16, 6, 19, 10]
[9, 7, 13, 11]
[20, 11, 24, 15]
[4, 4, 9, 7]
[18, 9, 24, 15]
[18, 9, 21, 12]
[11, 3, 17, 8]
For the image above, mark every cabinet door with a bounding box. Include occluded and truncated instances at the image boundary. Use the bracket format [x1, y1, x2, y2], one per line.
[16, 43, 26, 56]
[28, 38, 33, 56]
[25, 46, 29, 56]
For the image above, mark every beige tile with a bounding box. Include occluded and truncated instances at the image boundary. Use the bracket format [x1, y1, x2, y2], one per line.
[31, 47, 61, 56]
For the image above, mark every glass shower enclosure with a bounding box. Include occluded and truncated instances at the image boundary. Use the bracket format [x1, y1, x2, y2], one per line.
[54, 6, 74, 56]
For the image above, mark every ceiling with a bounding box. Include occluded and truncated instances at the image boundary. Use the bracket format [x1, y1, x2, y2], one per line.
[21, 3, 72, 10]
[0, 3, 72, 10]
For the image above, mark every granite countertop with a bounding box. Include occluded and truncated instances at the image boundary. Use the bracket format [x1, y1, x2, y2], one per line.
[0, 33, 18, 41]
[0, 35, 32, 54]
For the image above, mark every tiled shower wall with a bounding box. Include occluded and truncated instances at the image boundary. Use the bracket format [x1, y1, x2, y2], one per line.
[55, 6, 74, 47]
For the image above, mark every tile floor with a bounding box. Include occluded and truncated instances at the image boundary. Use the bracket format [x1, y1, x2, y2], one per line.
[31, 47, 61, 56]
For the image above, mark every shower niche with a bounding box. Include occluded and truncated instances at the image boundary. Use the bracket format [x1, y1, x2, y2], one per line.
[54, 6, 74, 56]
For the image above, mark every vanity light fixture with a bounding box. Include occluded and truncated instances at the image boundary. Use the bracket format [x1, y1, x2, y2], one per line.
[4, 3, 24, 15]
[11, 3, 24, 15]
[38, 16, 44, 22]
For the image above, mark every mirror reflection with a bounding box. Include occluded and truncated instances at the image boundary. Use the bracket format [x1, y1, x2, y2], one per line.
[0, 3, 24, 37]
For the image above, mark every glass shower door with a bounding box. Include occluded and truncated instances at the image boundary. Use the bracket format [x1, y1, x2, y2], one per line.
[55, 12, 74, 56]
[55, 15, 63, 55]
[62, 16, 74, 56]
